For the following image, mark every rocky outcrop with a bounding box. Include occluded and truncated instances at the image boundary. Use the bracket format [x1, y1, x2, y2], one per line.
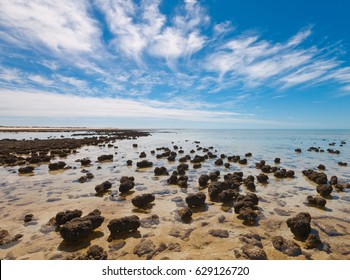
[59, 209, 104, 243]
[97, 154, 113, 162]
[302, 169, 327, 184]
[198, 174, 210, 187]
[256, 173, 269, 183]
[18, 166, 35, 174]
[119, 176, 135, 193]
[286, 212, 311, 240]
[95, 181, 112, 194]
[316, 184, 333, 197]
[185, 192, 206, 208]
[107, 215, 140, 235]
[154, 167, 168, 176]
[48, 161, 66, 171]
[131, 194, 155, 208]
[137, 160, 153, 168]
[55, 209, 83, 226]
[306, 196, 326, 208]
[80, 158, 91, 166]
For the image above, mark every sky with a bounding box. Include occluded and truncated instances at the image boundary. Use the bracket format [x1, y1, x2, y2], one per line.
[0, 0, 350, 129]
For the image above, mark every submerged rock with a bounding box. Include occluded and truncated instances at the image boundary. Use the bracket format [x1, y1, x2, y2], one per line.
[208, 229, 229, 238]
[0, 229, 23, 245]
[133, 239, 156, 257]
[305, 234, 322, 249]
[271, 236, 302, 256]
[178, 208, 192, 221]
[242, 244, 267, 260]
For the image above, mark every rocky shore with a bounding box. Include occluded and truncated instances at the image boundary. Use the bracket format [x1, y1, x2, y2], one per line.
[0, 129, 349, 260]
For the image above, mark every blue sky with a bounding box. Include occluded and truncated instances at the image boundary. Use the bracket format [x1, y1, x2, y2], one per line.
[0, 0, 350, 129]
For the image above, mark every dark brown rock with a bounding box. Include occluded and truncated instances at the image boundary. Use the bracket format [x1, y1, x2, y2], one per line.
[178, 208, 192, 221]
[107, 215, 140, 234]
[137, 160, 153, 168]
[97, 154, 113, 162]
[154, 166, 168, 176]
[48, 161, 66, 170]
[286, 212, 311, 240]
[95, 181, 112, 194]
[316, 184, 333, 197]
[119, 180, 135, 193]
[55, 209, 83, 226]
[185, 192, 206, 208]
[18, 166, 35, 174]
[256, 173, 269, 183]
[307, 196, 326, 208]
[131, 194, 155, 208]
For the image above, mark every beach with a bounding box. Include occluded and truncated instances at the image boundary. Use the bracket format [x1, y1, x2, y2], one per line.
[0, 128, 349, 260]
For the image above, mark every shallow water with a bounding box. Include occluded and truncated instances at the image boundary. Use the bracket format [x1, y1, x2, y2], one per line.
[0, 129, 350, 260]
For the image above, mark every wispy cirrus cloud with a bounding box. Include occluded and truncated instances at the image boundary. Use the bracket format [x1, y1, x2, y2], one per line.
[96, 0, 208, 67]
[204, 26, 350, 91]
[0, 0, 100, 53]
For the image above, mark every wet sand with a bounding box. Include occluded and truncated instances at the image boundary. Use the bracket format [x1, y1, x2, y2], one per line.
[0, 129, 349, 260]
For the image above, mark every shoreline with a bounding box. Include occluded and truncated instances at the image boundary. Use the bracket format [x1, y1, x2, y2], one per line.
[0, 126, 129, 133]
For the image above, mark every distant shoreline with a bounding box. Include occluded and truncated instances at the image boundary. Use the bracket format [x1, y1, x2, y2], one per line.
[0, 126, 124, 133]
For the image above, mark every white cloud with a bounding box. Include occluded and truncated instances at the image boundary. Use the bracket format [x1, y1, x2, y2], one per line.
[0, 0, 100, 53]
[0, 89, 281, 125]
[203, 27, 348, 90]
[96, 0, 207, 66]
[28, 74, 53, 86]
[0, 67, 22, 83]
[96, 0, 165, 63]
[56, 75, 88, 89]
